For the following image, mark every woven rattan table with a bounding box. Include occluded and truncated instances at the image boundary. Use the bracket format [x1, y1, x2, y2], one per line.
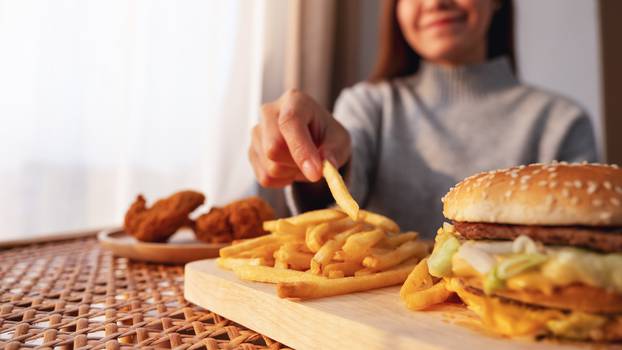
[0, 235, 290, 349]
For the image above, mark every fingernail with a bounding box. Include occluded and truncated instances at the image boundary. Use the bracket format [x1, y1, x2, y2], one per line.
[319, 148, 337, 168]
[326, 155, 338, 168]
[302, 160, 319, 181]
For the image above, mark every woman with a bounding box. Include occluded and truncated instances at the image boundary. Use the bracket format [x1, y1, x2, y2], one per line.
[249, 0, 597, 238]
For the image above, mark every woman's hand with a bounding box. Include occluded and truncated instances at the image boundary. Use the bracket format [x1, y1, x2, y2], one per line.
[249, 89, 351, 188]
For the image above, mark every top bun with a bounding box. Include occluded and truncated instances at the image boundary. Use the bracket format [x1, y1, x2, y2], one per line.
[442, 163, 622, 226]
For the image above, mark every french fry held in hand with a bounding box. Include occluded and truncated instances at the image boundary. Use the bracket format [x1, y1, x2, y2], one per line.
[323, 161, 359, 221]
[217, 159, 429, 299]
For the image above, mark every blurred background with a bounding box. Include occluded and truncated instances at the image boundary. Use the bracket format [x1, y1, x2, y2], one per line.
[0, 0, 620, 241]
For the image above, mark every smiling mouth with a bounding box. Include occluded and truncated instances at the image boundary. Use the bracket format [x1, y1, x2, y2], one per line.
[422, 14, 467, 30]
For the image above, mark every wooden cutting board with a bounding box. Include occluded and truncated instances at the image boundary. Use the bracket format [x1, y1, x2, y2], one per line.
[184, 259, 586, 350]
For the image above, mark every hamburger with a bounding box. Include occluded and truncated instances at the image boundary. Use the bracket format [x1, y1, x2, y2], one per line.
[428, 162, 622, 341]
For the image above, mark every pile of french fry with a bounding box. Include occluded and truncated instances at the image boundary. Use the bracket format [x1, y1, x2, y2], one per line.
[399, 258, 453, 310]
[217, 161, 430, 300]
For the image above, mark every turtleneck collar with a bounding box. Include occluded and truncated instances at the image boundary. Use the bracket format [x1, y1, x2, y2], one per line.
[413, 56, 517, 104]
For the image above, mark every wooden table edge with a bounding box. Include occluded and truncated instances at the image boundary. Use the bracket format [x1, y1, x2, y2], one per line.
[0, 226, 116, 249]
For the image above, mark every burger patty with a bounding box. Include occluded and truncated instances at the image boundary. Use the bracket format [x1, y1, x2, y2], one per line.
[453, 221, 622, 253]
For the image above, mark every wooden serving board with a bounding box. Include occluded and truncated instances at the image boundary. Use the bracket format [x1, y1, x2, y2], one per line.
[185, 259, 586, 350]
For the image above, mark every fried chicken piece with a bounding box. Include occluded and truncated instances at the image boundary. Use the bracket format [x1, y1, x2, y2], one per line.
[228, 200, 263, 240]
[240, 196, 275, 222]
[194, 196, 275, 243]
[195, 207, 232, 243]
[124, 190, 205, 242]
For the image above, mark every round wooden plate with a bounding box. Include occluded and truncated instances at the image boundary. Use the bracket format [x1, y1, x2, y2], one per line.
[98, 228, 227, 264]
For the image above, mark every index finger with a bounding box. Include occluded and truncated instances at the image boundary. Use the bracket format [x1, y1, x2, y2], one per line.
[277, 99, 322, 181]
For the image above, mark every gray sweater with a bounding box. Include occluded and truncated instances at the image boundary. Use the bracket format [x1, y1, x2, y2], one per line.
[287, 57, 597, 238]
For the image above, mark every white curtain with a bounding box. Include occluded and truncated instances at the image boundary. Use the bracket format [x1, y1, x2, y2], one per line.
[0, 0, 281, 240]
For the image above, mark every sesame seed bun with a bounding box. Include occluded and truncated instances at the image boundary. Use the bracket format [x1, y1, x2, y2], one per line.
[442, 163, 622, 226]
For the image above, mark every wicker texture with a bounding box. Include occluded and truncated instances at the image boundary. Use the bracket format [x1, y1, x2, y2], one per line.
[0, 237, 289, 349]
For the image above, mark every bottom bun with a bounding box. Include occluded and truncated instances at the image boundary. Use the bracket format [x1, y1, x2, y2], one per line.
[445, 277, 622, 341]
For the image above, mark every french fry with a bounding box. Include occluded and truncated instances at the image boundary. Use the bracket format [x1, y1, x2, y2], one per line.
[381, 231, 419, 249]
[274, 259, 289, 269]
[288, 257, 311, 271]
[273, 246, 313, 271]
[334, 224, 364, 241]
[287, 208, 346, 227]
[322, 161, 359, 221]
[354, 267, 376, 276]
[220, 235, 279, 257]
[275, 219, 307, 236]
[305, 217, 357, 252]
[328, 270, 344, 279]
[333, 250, 346, 261]
[314, 225, 362, 263]
[369, 247, 392, 256]
[310, 224, 359, 274]
[358, 210, 400, 233]
[263, 220, 278, 232]
[216, 257, 271, 270]
[233, 265, 324, 283]
[281, 242, 311, 254]
[400, 258, 433, 297]
[235, 243, 281, 259]
[399, 258, 452, 310]
[276, 260, 417, 299]
[323, 261, 362, 277]
[402, 280, 452, 311]
[330, 216, 358, 231]
[311, 225, 366, 273]
[306, 222, 330, 253]
[363, 240, 428, 270]
[309, 259, 321, 274]
[342, 229, 384, 262]
[312, 239, 342, 268]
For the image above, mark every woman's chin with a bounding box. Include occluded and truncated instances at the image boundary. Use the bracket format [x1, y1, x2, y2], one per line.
[418, 40, 480, 66]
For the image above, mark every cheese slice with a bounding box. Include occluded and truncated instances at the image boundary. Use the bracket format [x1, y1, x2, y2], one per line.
[445, 277, 616, 340]
[505, 272, 555, 295]
[446, 277, 561, 337]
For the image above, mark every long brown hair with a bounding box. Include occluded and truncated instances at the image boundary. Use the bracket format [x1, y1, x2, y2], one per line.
[370, 0, 515, 82]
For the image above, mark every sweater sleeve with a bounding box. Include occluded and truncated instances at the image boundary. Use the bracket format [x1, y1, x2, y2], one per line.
[285, 83, 383, 215]
[538, 99, 599, 164]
